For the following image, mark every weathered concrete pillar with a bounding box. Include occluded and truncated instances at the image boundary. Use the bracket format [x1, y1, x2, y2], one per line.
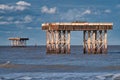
[92, 30, 95, 53]
[88, 31, 91, 53]
[95, 30, 97, 54]
[67, 30, 70, 54]
[55, 30, 59, 53]
[104, 30, 107, 53]
[83, 31, 86, 54]
[46, 30, 50, 53]
[58, 30, 61, 53]
[99, 30, 103, 53]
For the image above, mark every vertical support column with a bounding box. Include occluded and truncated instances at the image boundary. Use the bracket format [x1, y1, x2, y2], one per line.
[13, 40, 15, 46]
[99, 30, 102, 53]
[23, 40, 24, 46]
[63, 30, 66, 53]
[83, 31, 86, 54]
[16, 40, 18, 46]
[58, 30, 61, 53]
[67, 30, 70, 53]
[61, 31, 64, 53]
[12, 40, 13, 46]
[15, 40, 17, 46]
[46, 30, 71, 54]
[53, 30, 56, 52]
[64, 31, 67, 53]
[51, 30, 54, 53]
[65, 31, 68, 53]
[87, 31, 91, 53]
[47, 30, 59, 53]
[18, 40, 20, 46]
[92, 30, 97, 54]
[92, 30, 96, 53]
[55, 30, 59, 53]
[50, 30, 52, 52]
[95, 30, 97, 54]
[46, 30, 49, 53]
[104, 30, 107, 53]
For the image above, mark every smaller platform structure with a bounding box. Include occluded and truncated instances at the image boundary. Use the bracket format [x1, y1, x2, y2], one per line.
[9, 38, 29, 47]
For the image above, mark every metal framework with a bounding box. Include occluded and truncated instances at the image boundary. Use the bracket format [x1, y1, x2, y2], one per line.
[9, 38, 29, 47]
[46, 30, 70, 53]
[83, 30, 107, 54]
[42, 22, 113, 54]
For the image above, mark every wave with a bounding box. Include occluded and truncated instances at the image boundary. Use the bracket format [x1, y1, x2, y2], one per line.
[0, 61, 11, 66]
[0, 72, 120, 80]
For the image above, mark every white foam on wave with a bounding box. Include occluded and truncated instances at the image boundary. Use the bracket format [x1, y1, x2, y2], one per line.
[96, 73, 114, 80]
[15, 76, 32, 80]
[112, 73, 120, 80]
[96, 76, 105, 80]
[0, 72, 120, 80]
[0, 61, 11, 66]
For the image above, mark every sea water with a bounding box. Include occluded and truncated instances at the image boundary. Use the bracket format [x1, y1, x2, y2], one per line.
[0, 46, 120, 80]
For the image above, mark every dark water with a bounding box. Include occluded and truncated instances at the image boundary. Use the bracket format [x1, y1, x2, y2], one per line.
[0, 46, 120, 80]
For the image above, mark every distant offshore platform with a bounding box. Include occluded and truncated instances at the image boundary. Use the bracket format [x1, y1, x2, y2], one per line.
[42, 22, 113, 54]
[9, 37, 29, 47]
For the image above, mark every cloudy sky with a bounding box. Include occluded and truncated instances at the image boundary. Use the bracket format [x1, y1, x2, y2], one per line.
[0, 0, 120, 45]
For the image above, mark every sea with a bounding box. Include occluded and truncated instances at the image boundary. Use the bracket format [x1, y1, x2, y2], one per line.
[0, 46, 120, 80]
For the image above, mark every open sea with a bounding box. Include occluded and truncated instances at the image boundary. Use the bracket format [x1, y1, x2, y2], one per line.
[0, 46, 120, 80]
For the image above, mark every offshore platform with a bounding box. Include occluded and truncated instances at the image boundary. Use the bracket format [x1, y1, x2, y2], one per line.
[9, 37, 29, 47]
[42, 22, 113, 54]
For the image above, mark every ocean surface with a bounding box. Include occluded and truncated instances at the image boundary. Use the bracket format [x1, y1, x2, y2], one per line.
[0, 46, 120, 80]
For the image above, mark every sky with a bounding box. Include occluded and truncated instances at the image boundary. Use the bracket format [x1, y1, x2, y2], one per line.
[0, 0, 120, 46]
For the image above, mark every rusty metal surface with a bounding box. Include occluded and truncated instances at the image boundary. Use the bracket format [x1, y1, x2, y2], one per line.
[9, 38, 29, 40]
[42, 22, 113, 31]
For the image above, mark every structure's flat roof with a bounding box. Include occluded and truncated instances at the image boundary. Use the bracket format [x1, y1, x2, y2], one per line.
[9, 38, 29, 40]
[42, 22, 113, 30]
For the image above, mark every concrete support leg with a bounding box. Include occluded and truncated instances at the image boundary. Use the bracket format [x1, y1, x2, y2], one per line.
[83, 30, 107, 54]
[55, 31, 59, 53]
[104, 30, 107, 53]
[67, 30, 70, 54]
[92, 30, 96, 53]
[83, 31, 86, 54]
[58, 30, 61, 53]
[99, 30, 103, 53]
[46, 30, 70, 54]
[95, 30, 97, 54]
[46, 29, 108, 54]
[46, 30, 51, 53]
[88, 31, 91, 53]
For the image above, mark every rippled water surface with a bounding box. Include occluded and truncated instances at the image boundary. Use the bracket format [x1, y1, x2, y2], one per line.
[0, 46, 120, 80]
